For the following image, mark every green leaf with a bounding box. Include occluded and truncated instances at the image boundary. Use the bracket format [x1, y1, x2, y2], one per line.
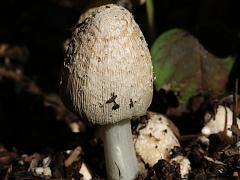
[151, 29, 235, 103]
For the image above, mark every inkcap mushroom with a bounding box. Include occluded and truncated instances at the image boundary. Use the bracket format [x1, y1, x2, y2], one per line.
[60, 4, 153, 180]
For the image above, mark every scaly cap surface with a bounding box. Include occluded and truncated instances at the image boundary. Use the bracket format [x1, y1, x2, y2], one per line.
[60, 4, 153, 124]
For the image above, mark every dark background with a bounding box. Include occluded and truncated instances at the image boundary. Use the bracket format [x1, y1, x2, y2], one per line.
[0, 0, 239, 151]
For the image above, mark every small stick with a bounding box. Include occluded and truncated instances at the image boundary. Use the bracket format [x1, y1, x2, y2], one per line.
[232, 79, 239, 143]
[146, 0, 155, 44]
[64, 146, 82, 167]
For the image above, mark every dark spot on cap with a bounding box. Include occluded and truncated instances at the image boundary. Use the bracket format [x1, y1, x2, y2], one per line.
[106, 92, 120, 110]
[112, 103, 120, 110]
[98, 103, 103, 108]
[129, 99, 134, 109]
[106, 93, 117, 104]
[106, 5, 110, 8]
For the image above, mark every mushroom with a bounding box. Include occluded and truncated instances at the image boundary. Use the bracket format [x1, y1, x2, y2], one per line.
[60, 4, 153, 180]
[201, 105, 240, 137]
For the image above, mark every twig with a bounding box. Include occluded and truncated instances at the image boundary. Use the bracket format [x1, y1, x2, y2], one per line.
[203, 155, 225, 165]
[64, 146, 82, 167]
[179, 134, 199, 142]
[146, 0, 155, 44]
[232, 79, 239, 143]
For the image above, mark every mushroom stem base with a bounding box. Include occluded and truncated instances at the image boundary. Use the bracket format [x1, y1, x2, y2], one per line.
[101, 119, 138, 180]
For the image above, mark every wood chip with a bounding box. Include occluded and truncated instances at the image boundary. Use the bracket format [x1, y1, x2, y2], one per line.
[64, 146, 82, 167]
[203, 155, 225, 165]
[233, 171, 239, 177]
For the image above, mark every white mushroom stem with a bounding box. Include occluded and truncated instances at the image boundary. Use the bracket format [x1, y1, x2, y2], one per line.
[101, 119, 138, 180]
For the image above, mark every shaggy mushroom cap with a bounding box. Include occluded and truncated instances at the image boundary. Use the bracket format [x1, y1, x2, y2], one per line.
[60, 4, 153, 125]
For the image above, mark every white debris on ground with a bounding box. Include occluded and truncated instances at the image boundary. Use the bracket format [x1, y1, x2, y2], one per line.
[68, 119, 87, 133]
[134, 111, 191, 178]
[34, 166, 52, 177]
[69, 122, 81, 133]
[197, 135, 210, 146]
[201, 105, 240, 137]
[236, 141, 240, 147]
[79, 162, 92, 180]
[28, 155, 52, 178]
[170, 155, 191, 178]
[42, 156, 51, 167]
